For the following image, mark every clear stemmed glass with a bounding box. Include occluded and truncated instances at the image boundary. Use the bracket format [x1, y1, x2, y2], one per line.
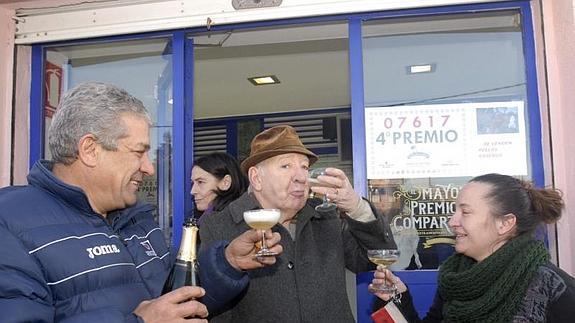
[308, 168, 337, 212]
[367, 249, 401, 294]
[243, 209, 281, 257]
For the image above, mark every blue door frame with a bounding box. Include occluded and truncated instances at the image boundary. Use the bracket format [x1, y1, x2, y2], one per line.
[28, 1, 542, 321]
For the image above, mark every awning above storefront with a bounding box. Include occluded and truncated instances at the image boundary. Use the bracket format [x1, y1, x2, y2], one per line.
[12, 0, 508, 44]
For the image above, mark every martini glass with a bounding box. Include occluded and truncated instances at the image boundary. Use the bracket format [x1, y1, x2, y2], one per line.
[243, 209, 281, 257]
[367, 249, 400, 294]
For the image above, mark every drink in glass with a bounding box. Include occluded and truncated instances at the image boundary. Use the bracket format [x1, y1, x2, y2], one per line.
[243, 209, 281, 257]
[368, 249, 400, 293]
[308, 168, 337, 212]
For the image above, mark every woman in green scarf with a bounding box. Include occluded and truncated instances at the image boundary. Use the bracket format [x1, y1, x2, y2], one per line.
[371, 173, 575, 323]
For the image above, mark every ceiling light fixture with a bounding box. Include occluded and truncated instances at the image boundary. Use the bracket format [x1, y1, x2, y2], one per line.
[248, 75, 280, 86]
[407, 64, 435, 74]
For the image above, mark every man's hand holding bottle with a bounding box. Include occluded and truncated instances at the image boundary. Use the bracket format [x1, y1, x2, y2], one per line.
[134, 229, 281, 321]
[133, 286, 208, 322]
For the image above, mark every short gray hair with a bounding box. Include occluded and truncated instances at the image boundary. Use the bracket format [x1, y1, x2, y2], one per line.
[48, 82, 152, 165]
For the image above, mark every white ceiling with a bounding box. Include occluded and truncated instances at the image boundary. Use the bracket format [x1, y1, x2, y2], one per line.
[193, 32, 350, 118]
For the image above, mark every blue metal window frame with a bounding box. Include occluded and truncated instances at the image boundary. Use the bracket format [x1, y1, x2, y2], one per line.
[29, 45, 44, 166]
[349, 18, 367, 196]
[28, 1, 542, 319]
[171, 31, 195, 246]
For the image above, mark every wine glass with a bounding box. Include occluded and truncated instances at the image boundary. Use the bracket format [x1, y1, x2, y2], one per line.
[308, 168, 337, 212]
[243, 209, 281, 257]
[367, 249, 400, 294]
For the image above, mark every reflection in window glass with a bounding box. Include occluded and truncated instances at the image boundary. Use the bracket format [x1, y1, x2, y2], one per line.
[362, 11, 531, 269]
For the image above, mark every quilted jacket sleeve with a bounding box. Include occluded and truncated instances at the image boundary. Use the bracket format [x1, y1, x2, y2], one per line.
[0, 225, 55, 322]
[198, 240, 249, 313]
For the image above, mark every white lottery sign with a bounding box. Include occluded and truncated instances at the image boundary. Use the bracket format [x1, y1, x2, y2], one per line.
[365, 101, 527, 179]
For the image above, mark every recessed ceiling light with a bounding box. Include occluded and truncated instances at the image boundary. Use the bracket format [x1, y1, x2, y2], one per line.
[407, 64, 435, 74]
[248, 75, 280, 85]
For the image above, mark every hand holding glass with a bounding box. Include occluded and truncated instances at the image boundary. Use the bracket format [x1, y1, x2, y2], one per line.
[368, 249, 400, 294]
[308, 168, 337, 212]
[243, 209, 281, 257]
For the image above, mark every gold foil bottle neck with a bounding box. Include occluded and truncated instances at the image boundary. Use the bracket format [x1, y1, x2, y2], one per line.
[176, 221, 199, 262]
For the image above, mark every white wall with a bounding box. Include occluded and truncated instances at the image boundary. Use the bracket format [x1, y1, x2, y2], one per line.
[541, 0, 575, 275]
[0, 5, 16, 187]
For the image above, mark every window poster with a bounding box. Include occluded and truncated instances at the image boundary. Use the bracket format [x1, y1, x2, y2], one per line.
[44, 61, 63, 118]
[365, 101, 527, 179]
[137, 177, 158, 221]
[370, 180, 460, 270]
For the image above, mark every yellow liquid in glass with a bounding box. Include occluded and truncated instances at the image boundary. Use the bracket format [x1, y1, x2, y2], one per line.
[369, 256, 398, 267]
[246, 221, 276, 230]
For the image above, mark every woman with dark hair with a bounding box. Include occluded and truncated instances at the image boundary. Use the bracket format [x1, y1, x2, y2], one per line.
[371, 173, 575, 323]
[191, 152, 248, 222]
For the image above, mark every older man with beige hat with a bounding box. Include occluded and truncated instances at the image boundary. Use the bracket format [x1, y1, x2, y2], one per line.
[200, 125, 396, 322]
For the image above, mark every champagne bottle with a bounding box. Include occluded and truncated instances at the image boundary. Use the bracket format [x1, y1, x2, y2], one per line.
[162, 217, 200, 293]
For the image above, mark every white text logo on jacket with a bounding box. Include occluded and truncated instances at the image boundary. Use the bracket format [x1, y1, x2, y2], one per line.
[140, 240, 158, 257]
[86, 244, 121, 259]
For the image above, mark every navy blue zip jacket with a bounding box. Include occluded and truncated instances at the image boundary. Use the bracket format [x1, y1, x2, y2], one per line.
[0, 160, 172, 322]
[0, 160, 250, 322]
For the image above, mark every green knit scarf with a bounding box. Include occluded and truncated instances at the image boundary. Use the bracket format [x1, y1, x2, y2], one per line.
[438, 234, 549, 323]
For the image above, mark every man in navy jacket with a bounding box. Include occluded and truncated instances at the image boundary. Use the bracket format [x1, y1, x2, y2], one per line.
[0, 82, 281, 322]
